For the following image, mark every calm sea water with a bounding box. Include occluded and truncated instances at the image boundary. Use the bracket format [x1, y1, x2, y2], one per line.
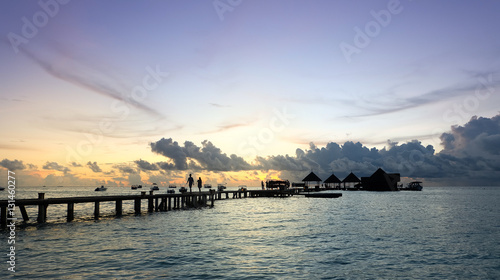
[2, 186, 499, 279]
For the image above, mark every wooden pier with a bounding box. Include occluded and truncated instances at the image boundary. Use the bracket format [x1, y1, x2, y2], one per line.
[0, 189, 301, 227]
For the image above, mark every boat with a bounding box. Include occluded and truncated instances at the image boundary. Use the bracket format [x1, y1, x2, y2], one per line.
[400, 181, 423, 191]
[95, 186, 107, 191]
[204, 184, 212, 189]
[131, 185, 139, 190]
[217, 183, 227, 191]
[167, 189, 175, 194]
[0, 186, 5, 191]
[238, 185, 247, 191]
[137, 185, 142, 189]
[168, 185, 177, 188]
[179, 187, 187, 193]
[150, 183, 159, 191]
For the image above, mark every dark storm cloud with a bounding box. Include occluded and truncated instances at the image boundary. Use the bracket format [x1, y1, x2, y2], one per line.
[87, 161, 102, 173]
[150, 138, 252, 171]
[149, 114, 500, 185]
[0, 159, 26, 171]
[135, 159, 159, 171]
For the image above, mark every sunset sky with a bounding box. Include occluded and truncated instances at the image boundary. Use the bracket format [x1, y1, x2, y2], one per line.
[1, 0, 499, 187]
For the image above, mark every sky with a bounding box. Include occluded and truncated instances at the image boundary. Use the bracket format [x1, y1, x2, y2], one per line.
[1, 0, 499, 187]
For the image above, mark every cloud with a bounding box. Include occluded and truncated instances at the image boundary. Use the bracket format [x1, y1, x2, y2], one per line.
[135, 159, 159, 171]
[439, 114, 500, 172]
[14, 43, 164, 117]
[254, 114, 500, 185]
[150, 138, 253, 171]
[43, 161, 71, 174]
[0, 159, 26, 171]
[87, 161, 102, 173]
[114, 164, 138, 174]
[348, 71, 500, 118]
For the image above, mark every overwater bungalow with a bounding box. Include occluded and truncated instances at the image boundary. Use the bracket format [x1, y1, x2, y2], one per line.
[324, 173, 342, 189]
[342, 172, 361, 190]
[302, 171, 322, 191]
[361, 168, 400, 191]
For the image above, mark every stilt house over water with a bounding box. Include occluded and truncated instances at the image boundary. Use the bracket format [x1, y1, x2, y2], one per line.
[302, 171, 322, 191]
[342, 172, 361, 189]
[361, 168, 400, 191]
[324, 173, 342, 189]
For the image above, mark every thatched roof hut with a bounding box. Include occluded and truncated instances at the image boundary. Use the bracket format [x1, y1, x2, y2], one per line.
[342, 172, 361, 189]
[302, 171, 322, 188]
[361, 168, 400, 191]
[324, 173, 341, 188]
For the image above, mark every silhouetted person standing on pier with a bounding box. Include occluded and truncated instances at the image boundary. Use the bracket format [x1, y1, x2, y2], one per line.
[197, 177, 202, 192]
[187, 174, 194, 193]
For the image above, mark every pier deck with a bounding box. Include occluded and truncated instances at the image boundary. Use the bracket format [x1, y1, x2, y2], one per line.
[0, 189, 303, 227]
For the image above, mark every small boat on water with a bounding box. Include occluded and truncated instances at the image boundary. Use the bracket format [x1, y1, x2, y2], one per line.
[167, 189, 175, 194]
[217, 183, 227, 191]
[204, 184, 212, 189]
[168, 185, 177, 188]
[95, 186, 107, 191]
[150, 183, 159, 191]
[179, 187, 187, 193]
[238, 185, 247, 191]
[400, 181, 423, 191]
[0, 186, 5, 191]
[131, 185, 139, 190]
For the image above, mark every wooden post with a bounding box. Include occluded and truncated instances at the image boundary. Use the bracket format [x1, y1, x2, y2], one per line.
[134, 198, 141, 214]
[209, 190, 214, 207]
[67, 203, 74, 222]
[94, 201, 100, 220]
[116, 200, 122, 217]
[148, 197, 154, 213]
[37, 193, 47, 223]
[19, 205, 29, 222]
[155, 198, 159, 212]
[168, 197, 172, 211]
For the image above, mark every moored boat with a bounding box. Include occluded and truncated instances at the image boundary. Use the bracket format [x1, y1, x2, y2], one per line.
[400, 181, 423, 191]
[150, 183, 159, 191]
[204, 184, 212, 189]
[131, 185, 138, 190]
[217, 183, 227, 191]
[95, 186, 107, 191]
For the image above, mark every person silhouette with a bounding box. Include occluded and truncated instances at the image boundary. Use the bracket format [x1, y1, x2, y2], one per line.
[197, 177, 202, 192]
[187, 174, 194, 193]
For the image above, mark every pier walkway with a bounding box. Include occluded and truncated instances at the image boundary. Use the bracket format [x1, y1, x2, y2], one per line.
[0, 189, 300, 227]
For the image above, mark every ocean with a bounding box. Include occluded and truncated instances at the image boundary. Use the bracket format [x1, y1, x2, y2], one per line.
[2, 186, 499, 279]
